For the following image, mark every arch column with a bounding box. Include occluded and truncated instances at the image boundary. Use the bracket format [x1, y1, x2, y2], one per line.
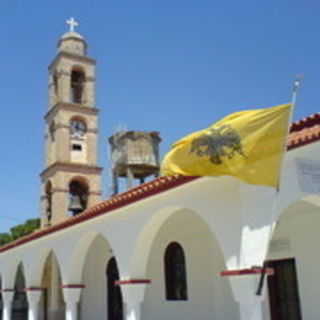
[222, 268, 273, 320]
[26, 288, 43, 320]
[117, 280, 151, 320]
[1, 289, 14, 320]
[62, 284, 84, 320]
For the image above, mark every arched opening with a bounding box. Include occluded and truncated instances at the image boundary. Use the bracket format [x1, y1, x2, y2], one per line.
[12, 263, 28, 320]
[68, 178, 89, 216]
[40, 252, 65, 320]
[49, 121, 55, 142]
[45, 181, 53, 225]
[53, 72, 59, 98]
[264, 199, 320, 320]
[140, 208, 236, 320]
[106, 257, 123, 320]
[79, 234, 119, 320]
[164, 242, 188, 300]
[70, 68, 85, 104]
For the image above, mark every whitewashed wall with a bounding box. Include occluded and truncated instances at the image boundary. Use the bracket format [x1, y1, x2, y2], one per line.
[0, 141, 320, 320]
[142, 208, 237, 320]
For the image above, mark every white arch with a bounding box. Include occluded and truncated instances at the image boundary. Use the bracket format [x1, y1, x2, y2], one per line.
[22, 247, 53, 287]
[0, 258, 23, 290]
[129, 206, 224, 278]
[64, 231, 114, 284]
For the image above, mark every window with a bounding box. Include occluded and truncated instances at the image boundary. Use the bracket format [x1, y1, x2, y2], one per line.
[70, 69, 85, 104]
[45, 181, 52, 223]
[164, 242, 188, 300]
[53, 72, 58, 96]
[68, 179, 88, 216]
[49, 121, 55, 142]
[72, 144, 82, 151]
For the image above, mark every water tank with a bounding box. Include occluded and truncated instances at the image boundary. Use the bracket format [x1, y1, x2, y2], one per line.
[109, 131, 162, 193]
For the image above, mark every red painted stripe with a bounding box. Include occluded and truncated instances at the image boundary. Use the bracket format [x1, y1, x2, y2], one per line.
[220, 267, 274, 277]
[0, 288, 14, 292]
[24, 287, 43, 291]
[61, 284, 85, 289]
[115, 279, 151, 285]
[24, 287, 44, 291]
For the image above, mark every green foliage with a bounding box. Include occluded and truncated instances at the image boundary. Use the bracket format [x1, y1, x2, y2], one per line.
[0, 218, 40, 246]
[0, 233, 12, 246]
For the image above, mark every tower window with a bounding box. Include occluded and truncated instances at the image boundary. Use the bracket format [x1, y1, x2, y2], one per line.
[49, 121, 55, 142]
[72, 144, 82, 151]
[164, 242, 188, 300]
[68, 179, 88, 216]
[53, 72, 58, 96]
[45, 181, 52, 224]
[71, 69, 85, 104]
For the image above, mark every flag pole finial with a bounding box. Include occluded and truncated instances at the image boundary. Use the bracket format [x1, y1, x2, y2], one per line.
[292, 74, 303, 107]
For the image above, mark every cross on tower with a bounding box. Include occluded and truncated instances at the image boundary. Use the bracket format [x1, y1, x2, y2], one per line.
[66, 17, 79, 32]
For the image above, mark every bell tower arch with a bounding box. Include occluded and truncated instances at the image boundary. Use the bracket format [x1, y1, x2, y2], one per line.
[40, 18, 102, 227]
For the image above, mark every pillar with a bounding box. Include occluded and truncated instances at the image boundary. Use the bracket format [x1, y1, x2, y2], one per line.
[26, 288, 42, 320]
[117, 279, 151, 320]
[227, 272, 268, 320]
[62, 285, 84, 320]
[1, 289, 14, 320]
[126, 168, 134, 190]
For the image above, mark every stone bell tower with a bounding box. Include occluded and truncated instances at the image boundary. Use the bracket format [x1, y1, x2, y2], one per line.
[40, 18, 102, 227]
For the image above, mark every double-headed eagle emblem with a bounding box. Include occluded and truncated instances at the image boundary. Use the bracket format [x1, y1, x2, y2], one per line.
[190, 125, 246, 164]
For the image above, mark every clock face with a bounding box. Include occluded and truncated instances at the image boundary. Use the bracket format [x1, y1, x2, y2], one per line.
[70, 120, 86, 137]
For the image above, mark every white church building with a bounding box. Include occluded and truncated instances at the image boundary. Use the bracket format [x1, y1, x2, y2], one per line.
[0, 19, 320, 320]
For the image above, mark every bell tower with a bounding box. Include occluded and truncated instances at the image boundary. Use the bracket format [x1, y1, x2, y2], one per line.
[40, 18, 102, 227]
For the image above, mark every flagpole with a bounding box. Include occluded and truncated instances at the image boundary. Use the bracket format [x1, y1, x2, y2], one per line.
[256, 77, 302, 296]
[274, 76, 302, 192]
[291, 76, 302, 111]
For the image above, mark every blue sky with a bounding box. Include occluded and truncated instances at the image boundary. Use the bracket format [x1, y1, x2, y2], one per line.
[0, 0, 319, 232]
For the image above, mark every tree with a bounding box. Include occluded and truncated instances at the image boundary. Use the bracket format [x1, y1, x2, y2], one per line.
[0, 233, 12, 246]
[0, 218, 40, 246]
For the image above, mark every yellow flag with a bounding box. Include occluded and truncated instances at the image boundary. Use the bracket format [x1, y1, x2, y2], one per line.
[161, 104, 292, 187]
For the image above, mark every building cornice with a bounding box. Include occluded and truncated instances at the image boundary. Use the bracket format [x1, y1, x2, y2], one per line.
[53, 123, 98, 134]
[57, 35, 88, 50]
[48, 51, 96, 71]
[45, 102, 99, 122]
[40, 162, 103, 180]
[288, 113, 320, 150]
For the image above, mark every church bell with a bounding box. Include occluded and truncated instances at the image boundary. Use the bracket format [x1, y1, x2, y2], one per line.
[69, 194, 84, 215]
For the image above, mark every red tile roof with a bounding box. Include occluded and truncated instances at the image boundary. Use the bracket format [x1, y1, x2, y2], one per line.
[288, 113, 320, 150]
[1, 113, 320, 254]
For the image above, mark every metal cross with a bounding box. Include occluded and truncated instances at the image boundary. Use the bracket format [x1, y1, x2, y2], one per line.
[66, 17, 79, 32]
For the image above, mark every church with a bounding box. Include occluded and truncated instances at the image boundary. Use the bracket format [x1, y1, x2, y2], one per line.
[0, 18, 320, 320]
